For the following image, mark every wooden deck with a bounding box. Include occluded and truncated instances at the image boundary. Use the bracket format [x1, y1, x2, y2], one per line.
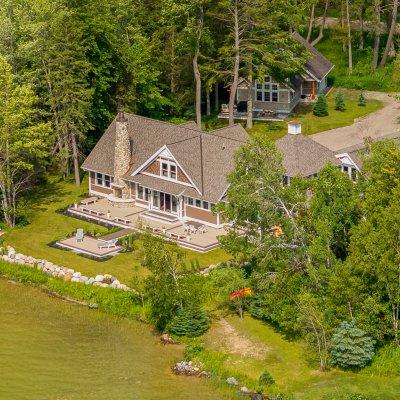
[56, 236, 121, 258]
[67, 197, 225, 252]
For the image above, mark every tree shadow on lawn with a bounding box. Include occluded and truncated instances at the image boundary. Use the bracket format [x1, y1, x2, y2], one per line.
[21, 176, 82, 216]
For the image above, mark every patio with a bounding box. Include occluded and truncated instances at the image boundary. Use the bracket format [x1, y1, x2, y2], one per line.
[56, 235, 122, 259]
[67, 197, 226, 252]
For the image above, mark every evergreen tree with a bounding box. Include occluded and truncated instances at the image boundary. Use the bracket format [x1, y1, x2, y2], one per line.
[168, 307, 210, 337]
[313, 94, 329, 116]
[330, 320, 375, 369]
[358, 92, 366, 106]
[335, 91, 346, 111]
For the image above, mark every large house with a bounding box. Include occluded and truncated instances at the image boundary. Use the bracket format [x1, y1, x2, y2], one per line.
[81, 112, 248, 235]
[228, 32, 334, 120]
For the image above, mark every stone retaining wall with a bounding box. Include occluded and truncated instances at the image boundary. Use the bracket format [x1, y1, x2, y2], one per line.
[1, 246, 132, 291]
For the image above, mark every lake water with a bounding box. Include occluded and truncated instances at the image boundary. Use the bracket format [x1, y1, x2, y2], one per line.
[0, 280, 226, 400]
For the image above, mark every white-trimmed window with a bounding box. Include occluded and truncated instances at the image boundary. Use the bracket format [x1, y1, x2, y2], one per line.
[137, 185, 151, 201]
[255, 76, 279, 103]
[95, 173, 113, 187]
[160, 159, 178, 180]
[186, 197, 213, 211]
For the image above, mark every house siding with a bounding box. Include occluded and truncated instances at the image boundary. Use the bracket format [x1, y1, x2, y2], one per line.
[90, 184, 112, 195]
[144, 160, 160, 175]
[185, 205, 218, 225]
[177, 167, 190, 184]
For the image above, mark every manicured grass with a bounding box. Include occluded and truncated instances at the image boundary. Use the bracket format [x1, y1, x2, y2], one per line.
[247, 88, 384, 141]
[2, 176, 231, 286]
[199, 315, 400, 399]
[203, 88, 384, 142]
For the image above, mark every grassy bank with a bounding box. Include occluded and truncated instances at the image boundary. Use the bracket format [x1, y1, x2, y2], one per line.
[0, 260, 144, 319]
[2, 176, 231, 286]
[187, 315, 400, 399]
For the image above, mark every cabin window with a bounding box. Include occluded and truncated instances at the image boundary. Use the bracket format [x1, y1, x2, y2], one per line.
[255, 76, 279, 102]
[96, 173, 103, 185]
[195, 199, 201, 208]
[160, 159, 178, 180]
[137, 185, 144, 199]
[170, 164, 177, 179]
[161, 162, 169, 177]
[187, 197, 194, 206]
[202, 201, 209, 210]
[104, 175, 111, 188]
[95, 173, 112, 187]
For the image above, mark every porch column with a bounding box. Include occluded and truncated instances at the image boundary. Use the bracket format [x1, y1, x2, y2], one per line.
[312, 81, 316, 100]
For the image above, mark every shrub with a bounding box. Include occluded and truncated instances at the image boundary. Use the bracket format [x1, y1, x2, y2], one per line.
[334, 91, 346, 111]
[330, 320, 375, 370]
[168, 307, 210, 337]
[313, 94, 329, 116]
[184, 342, 205, 360]
[259, 369, 275, 386]
[358, 92, 366, 106]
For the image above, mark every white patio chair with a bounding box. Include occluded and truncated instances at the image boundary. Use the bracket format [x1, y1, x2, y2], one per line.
[76, 228, 84, 242]
[97, 238, 118, 249]
[198, 225, 207, 234]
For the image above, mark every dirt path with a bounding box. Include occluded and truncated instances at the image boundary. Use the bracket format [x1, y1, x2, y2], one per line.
[211, 318, 269, 360]
[312, 91, 400, 151]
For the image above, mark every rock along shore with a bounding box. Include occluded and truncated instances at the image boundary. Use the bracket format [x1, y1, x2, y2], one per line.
[1, 246, 133, 292]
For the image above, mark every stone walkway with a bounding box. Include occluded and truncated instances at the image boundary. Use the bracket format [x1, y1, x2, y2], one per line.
[312, 91, 400, 152]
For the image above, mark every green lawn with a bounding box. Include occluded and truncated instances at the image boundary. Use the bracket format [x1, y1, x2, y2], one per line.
[200, 315, 400, 399]
[2, 176, 230, 286]
[247, 88, 384, 141]
[204, 88, 384, 142]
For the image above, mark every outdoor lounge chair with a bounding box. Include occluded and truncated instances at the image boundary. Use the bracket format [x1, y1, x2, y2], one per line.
[97, 238, 118, 249]
[76, 228, 84, 242]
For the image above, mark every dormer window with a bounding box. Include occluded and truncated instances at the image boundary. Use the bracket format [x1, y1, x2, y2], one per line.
[160, 159, 177, 180]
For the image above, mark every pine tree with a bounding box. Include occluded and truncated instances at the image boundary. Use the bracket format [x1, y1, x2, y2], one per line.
[330, 320, 375, 369]
[358, 92, 366, 106]
[313, 94, 329, 116]
[167, 307, 210, 337]
[335, 91, 346, 111]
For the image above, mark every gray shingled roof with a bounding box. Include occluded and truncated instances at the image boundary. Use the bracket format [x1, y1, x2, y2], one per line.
[82, 114, 248, 203]
[292, 31, 334, 81]
[276, 133, 340, 177]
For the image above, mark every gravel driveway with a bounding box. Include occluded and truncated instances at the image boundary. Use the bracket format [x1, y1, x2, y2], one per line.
[312, 92, 400, 152]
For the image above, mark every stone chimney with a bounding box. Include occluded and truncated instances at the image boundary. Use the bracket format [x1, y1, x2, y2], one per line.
[113, 110, 131, 198]
[288, 120, 302, 135]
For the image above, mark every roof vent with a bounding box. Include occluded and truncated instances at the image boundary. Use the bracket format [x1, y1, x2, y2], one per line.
[288, 120, 301, 135]
[222, 143, 226, 150]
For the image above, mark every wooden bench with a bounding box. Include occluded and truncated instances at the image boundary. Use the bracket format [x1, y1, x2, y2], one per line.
[114, 217, 132, 224]
[80, 197, 98, 205]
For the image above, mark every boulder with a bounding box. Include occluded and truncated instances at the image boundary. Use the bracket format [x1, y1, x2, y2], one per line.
[226, 377, 239, 386]
[64, 272, 73, 282]
[87, 277, 95, 285]
[103, 274, 113, 283]
[71, 277, 80, 283]
[94, 274, 104, 282]
[72, 271, 82, 278]
[240, 386, 251, 394]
